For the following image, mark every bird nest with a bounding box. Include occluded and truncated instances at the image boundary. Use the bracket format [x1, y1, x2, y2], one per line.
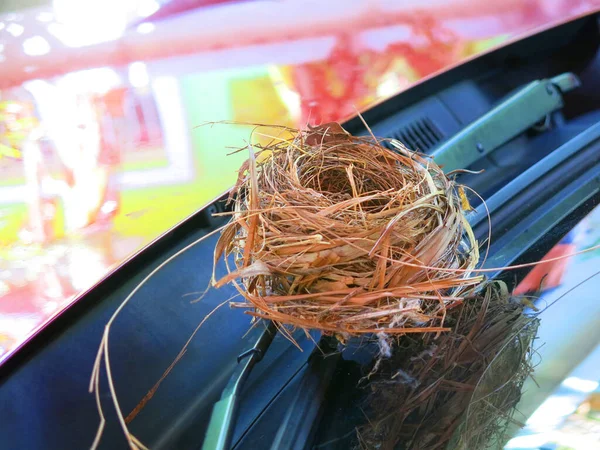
[358, 281, 539, 450]
[213, 122, 482, 337]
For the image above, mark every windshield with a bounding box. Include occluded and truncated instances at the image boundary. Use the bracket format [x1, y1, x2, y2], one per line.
[506, 204, 600, 448]
[0, 0, 597, 358]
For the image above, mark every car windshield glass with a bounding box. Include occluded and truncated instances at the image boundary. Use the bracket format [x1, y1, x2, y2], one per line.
[0, 1, 596, 358]
[506, 203, 600, 448]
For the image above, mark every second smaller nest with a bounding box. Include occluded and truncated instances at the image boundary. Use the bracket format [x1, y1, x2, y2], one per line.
[214, 123, 481, 335]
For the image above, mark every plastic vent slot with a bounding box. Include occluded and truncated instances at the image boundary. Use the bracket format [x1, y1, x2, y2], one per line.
[387, 118, 443, 152]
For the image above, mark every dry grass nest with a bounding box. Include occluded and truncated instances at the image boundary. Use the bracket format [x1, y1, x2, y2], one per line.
[213, 122, 482, 337]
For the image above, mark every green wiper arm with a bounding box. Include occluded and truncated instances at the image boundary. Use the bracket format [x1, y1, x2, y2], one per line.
[202, 321, 278, 450]
[432, 72, 580, 172]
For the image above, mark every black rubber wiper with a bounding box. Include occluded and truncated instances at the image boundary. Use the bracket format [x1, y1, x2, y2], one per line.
[268, 336, 340, 450]
[202, 321, 278, 450]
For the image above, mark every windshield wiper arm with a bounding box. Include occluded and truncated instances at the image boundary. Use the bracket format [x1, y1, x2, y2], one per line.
[202, 321, 278, 450]
[432, 72, 580, 172]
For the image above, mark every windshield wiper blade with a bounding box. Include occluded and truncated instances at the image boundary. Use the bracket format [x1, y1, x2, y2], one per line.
[202, 321, 278, 450]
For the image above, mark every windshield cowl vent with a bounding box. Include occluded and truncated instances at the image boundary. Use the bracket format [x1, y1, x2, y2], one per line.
[387, 117, 443, 152]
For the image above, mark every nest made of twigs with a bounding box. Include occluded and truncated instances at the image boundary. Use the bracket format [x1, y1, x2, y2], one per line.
[213, 122, 482, 336]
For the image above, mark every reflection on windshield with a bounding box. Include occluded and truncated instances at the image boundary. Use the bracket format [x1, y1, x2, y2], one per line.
[507, 204, 600, 448]
[0, 0, 598, 359]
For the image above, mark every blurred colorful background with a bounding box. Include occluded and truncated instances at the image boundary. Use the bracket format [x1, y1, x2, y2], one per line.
[0, 0, 599, 360]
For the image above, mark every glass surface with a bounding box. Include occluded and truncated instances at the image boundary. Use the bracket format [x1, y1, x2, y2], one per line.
[0, 0, 598, 358]
[506, 203, 600, 449]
